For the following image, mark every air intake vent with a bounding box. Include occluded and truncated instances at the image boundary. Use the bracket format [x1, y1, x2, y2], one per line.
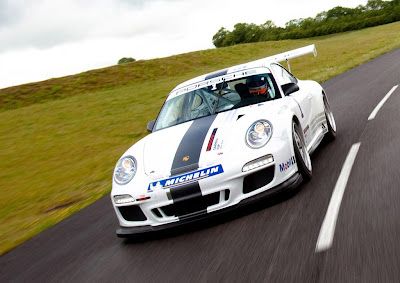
[160, 191, 220, 218]
[118, 205, 147, 221]
[243, 166, 274, 194]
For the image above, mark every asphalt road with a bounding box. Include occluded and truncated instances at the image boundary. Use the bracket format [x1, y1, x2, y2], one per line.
[1, 48, 400, 283]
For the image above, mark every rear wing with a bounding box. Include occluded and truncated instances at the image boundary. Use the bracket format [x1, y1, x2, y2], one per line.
[251, 44, 317, 72]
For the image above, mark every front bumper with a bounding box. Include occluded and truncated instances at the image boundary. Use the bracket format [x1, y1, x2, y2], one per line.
[116, 172, 302, 237]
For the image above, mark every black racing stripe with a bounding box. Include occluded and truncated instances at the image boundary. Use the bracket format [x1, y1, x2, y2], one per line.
[170, 182, 202, 202]
[169, 182, 206, 217]
[205, 68, 228, 80]
[171, 114, 217, 176]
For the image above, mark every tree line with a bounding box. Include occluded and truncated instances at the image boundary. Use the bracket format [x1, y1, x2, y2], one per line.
[212, 0, 400, 48]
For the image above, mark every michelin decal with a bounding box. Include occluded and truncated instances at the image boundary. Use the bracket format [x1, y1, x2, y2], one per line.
[148, 165, 224, 192]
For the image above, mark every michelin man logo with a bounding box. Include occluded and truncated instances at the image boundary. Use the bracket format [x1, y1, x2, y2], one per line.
[148, 181, 163, 192]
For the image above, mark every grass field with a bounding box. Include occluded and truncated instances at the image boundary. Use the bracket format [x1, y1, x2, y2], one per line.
[1, 22, 400, 255]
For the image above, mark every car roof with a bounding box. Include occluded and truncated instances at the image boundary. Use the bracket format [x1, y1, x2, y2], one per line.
[168, 44, 317, 99]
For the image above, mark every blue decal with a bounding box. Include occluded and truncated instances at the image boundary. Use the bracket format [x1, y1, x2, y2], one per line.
[279, 156, 296, 172]
[148, 165, 224, 191]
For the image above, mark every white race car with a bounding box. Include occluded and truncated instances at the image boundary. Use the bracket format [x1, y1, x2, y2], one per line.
[111, 44, 336, 236]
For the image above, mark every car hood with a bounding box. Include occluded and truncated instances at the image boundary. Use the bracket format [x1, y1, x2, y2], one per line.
[143, 100, 286, 178]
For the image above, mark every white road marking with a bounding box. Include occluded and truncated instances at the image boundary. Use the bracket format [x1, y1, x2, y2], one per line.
[368, 85, 399, 120]
[316, 142, 361, 252]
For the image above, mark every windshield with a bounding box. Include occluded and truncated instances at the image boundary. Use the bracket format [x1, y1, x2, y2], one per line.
[154, 73, 279, 131]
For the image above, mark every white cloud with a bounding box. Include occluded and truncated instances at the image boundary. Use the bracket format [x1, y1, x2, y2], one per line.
[0, 0, 368, 89]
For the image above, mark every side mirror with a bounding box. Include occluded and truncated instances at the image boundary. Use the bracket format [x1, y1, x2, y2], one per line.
[282, 83, 299, 96]
[147, 120, 156, 133]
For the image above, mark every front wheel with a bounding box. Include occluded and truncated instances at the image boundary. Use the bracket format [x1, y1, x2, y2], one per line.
[292, 121, 312, 182]
[323, 92, 336, 142]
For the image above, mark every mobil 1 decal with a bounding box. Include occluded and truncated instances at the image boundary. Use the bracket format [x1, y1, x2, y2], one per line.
[279, 156, 296, 172]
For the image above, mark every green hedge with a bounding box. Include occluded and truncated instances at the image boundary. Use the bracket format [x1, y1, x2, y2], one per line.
[213, 0, 400, 47]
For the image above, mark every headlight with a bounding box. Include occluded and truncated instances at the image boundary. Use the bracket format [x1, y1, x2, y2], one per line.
[245, 120, 273, 148]
[114, 156, 137, 185]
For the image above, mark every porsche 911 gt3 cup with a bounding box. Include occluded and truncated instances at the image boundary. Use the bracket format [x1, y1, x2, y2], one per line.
[111, 44, 336, 236]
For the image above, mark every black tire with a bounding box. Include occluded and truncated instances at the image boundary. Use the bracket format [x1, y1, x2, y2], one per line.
[292, 121, 312, 182]
[323, 92, 336, 142]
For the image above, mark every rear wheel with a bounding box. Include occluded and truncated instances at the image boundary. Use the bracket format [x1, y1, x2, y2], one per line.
[323, 92, 336, 142]
[292, 121, 312, 182]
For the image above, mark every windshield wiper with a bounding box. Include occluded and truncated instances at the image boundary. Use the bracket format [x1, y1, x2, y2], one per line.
[212, 79, 226, 114]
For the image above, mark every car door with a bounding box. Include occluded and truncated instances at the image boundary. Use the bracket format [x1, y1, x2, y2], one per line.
[271, 64, 312, 143]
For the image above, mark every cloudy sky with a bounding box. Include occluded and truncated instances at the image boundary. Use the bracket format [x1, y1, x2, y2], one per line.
[0, 0, 367, 89]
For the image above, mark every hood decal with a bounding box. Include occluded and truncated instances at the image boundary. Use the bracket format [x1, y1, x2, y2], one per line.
[171, 114, 217, 176]
[206, 128, 218, 151]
